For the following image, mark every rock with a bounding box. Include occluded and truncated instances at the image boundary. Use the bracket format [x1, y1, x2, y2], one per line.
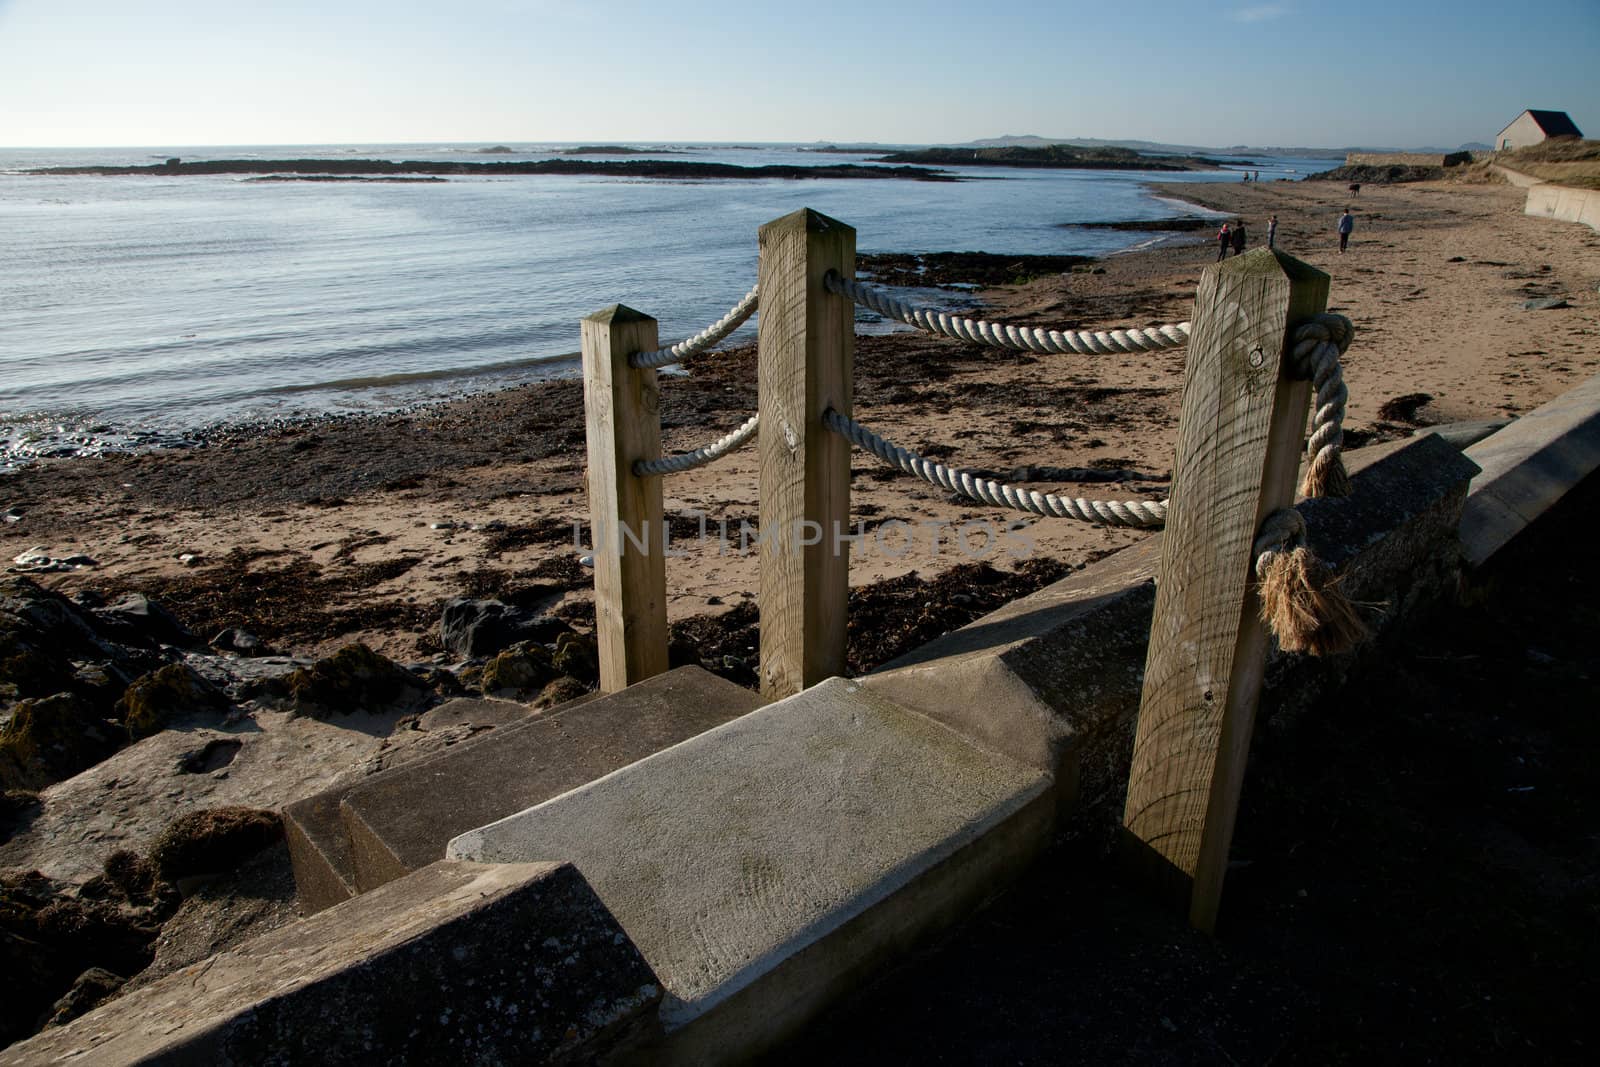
[439, 598, 571, 658]
[44, 966, 126, 1028]
[552, 631, 599, 683]
[115, 663, 232, 740]
[285, 643, 430, 717]
[1521, 296, 1569, 311]
[534, 674, 592, 709]
[480, 641, 557, 695]
[147, 806, 283, 885]
[27, 893, 163, 999]
[96, 594, 195, 647]
[0, 789, 40, 844]
[0, 693, 124, 791]
[208, 627, 265, 655]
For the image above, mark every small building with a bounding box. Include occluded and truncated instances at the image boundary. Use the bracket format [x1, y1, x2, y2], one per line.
[1496, 110, 1583, 150]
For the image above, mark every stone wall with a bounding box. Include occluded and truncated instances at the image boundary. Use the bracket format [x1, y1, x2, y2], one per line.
[1344, 151, 1471, 168]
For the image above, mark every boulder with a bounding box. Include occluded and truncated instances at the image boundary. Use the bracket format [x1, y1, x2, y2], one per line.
[0, 693, 125, 791]
[95, 594, 196, 648]
[439, 598, 569, 658]
[44, 967, 126, 1029]
[479, 640, 557, 695]
[115, 664, 232, 740]
[284, 643, 430, 717]
[552, 631, 599, 683]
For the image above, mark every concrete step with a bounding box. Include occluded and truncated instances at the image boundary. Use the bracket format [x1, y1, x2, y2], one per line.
[284, 665, 763, 913]
[448, 677, 1056, 1064]
[0, 860, 662, 1066]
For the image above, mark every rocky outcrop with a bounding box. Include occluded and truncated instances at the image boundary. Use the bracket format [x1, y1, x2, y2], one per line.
[438, 597, 570, 658]
[284, 644, 430, 718]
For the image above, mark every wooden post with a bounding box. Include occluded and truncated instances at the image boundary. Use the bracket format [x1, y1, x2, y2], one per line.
[1121, 249, 1329, 933]
[756, 208, 856, 700]
[581, 304, 668, 693]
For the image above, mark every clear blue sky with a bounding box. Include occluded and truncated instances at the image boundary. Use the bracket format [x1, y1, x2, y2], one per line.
[2, 0, 1595, 149]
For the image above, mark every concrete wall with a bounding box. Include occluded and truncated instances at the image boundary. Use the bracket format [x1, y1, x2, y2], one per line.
[1524, 181, 1600, 232]
[1344, 152, 1470, 168]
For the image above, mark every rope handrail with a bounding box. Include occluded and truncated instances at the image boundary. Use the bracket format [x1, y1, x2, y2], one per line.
[634, 414, 758, 477]
[821, 408, 1169, 527]
[630, 284, 760, 369]
[824, 271, 1192, 355]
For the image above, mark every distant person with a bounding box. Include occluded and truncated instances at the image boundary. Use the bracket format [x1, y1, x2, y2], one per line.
[1267, 214, 1278, 249]
[1241, 171, 1250, 182]
[1231, 220, 1247, 256]
[1217, 221, 1232, 261]
[1337, 208, 1354, 253]
[1254, 170, 1261, 181]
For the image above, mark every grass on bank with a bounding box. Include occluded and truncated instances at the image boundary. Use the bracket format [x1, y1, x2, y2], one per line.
[1488, 137, 1600, 190]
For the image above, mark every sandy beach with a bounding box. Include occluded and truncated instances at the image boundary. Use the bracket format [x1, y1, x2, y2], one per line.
[2, 177, 1595, 666]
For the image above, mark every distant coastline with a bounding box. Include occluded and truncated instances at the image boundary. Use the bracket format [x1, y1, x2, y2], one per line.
[27, 158, 957, 182]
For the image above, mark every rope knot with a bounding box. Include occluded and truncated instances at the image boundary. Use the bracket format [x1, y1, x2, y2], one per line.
[1252, 507, 1367, 656]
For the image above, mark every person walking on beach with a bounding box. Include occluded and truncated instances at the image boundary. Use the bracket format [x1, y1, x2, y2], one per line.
[1231, 220, 1247, 256]
[1337, 208, 1354, 253]
[1267, 214, 1278, 249]
[1217, 221, 1231, 261]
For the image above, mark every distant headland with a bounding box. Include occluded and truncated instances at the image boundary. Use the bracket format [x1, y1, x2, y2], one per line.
[870, 144, 1239, 171]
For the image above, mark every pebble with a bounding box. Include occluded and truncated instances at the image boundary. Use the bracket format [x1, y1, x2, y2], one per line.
[578, 554, 594, 568]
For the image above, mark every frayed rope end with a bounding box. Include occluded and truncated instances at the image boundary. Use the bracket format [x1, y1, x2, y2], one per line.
[1300, 450, 1352, 499]
[1256, 546, 1368, 656]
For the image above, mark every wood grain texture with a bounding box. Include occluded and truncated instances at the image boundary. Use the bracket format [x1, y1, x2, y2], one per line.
[582, 305, 668, 692]
[756, 209, 856, 700]
[1121, 249, 1329, 932]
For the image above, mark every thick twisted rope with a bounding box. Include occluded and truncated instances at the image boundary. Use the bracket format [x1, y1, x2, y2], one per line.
[634, 414, 758, 477]
[822, 408, 1167, 527]
[1288, 313, 1353, 498]
[824, 271, 1192, 355]
[630, 284, 760, 369]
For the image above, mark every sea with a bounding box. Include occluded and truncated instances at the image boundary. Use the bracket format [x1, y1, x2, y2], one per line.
[0, 143, 1331, 468]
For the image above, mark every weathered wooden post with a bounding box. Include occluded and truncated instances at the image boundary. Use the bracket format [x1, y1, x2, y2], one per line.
[1121, 249, 1329, 933]
[756, 208, 856, 700]
[581, 305, 669, 693]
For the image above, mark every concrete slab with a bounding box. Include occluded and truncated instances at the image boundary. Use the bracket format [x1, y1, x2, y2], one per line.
[0, 860, 662, 1066]
[283, 685, 604, 913]
[1461, 371, 1600, 566]
[448, 678, 1054, 1063]
[339, 664, 763, 894]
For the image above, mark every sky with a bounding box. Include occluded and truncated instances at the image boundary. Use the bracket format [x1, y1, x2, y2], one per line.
[1, 0, 1596, 150]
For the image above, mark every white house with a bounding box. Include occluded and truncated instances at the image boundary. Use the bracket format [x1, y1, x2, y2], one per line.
[1496, 110, 1583, 150]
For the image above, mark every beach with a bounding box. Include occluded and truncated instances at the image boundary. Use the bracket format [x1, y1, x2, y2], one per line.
[2, 177, 1595, 665]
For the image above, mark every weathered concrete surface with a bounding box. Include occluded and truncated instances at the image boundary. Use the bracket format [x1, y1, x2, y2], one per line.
[1416, 419, 1509, 451]
[0, 860, 662, 1066]
[0, 707, 411, 885]
[284, 665, 762, 912]
[414, 694, 541, 731]
[448, 678, 1054, 1064]
[1460, 370, 1600, 566]
[866, 433, 1478, 808]
[1524, 181, 1600, 233]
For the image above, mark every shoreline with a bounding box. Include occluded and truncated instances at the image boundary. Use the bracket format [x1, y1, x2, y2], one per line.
[5, 176, 1596, 662]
